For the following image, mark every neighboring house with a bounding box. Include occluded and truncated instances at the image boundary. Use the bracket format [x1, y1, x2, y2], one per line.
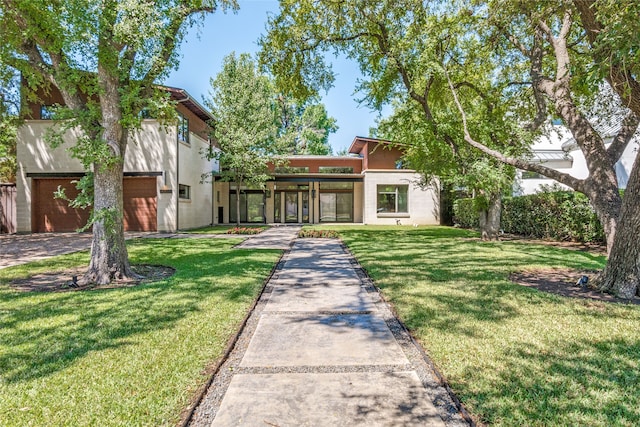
[16, 85, 217, 233]
[213, 136, 440, 225]
[514, 124, 639, 195]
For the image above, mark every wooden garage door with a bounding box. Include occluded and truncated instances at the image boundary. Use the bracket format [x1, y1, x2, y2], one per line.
[33, 177, 157, 232]
[123, 177, 157, 231]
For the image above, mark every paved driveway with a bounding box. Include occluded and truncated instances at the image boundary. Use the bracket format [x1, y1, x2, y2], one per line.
[0, 233, 93, 269]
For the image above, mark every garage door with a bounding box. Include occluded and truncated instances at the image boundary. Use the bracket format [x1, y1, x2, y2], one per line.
[33, 177, 157, 232]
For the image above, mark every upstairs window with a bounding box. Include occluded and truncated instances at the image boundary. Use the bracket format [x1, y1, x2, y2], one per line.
[177, 112, 189, 144]
[377, 185, 408, 214]
[40, 105, 55, 120]
[318, 166, 354, 174]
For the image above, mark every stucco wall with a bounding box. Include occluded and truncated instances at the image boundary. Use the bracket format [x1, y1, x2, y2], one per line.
[177, 132, 215, 229]
[362, 170, 439, 225]
[15, 120, 207, 233]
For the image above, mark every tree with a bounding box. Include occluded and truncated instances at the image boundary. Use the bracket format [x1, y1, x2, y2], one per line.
[205, 52, 281, 225]
[260, 0, 640, 297]
[261, 1, 527, 240]
[275, 96, 337, 155]
[0, 0, 235, 284]
[0, 99, 18, 183]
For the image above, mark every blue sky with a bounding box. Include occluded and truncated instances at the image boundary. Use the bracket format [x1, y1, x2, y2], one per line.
[165, 0, 386, 154]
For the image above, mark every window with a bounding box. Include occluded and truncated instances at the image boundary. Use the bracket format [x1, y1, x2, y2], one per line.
[377, 185, 408, 214]
[319, 182, 353, 190]
[179, 184, 191, 200]
[318, 166, 354, 174]
[274, 166, 309, 174]
[40, 105, 55, 119]
[177, 112, 189, 144]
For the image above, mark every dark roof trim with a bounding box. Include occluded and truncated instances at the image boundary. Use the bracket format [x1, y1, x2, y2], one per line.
[272, 176, 363, 183]
[348, 136, 396, 154]
[161, 85, 214, 122]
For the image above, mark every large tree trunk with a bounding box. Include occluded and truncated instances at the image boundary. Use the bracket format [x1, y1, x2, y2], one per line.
[595, 156, 640, 298]
[84, 159, 135, 285]
[478, 193, 501, 241]
[83, 66, 135, 285]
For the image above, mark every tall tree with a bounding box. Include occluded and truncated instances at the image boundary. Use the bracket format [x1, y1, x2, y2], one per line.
[204, 52, 281, 225]
[275, 95, 337, 155]
[261, 0, 528, 240]
[0, 0, 235, 284]
[260, 0, 640, 297]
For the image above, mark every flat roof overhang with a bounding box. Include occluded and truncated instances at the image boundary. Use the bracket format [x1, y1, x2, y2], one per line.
[211, 173, 364, 182]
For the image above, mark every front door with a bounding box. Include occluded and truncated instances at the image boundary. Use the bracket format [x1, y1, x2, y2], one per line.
[285, 192, 298, 223]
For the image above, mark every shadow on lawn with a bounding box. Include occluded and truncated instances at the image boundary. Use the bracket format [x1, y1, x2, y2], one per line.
[338, 227, 640, 424]
[0, 238, 278, 384]
[467, 337, 640, 425]
[341, 228, 606, 336]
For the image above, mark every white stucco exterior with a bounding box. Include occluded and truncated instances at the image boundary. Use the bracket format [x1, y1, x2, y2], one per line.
[362, 170, 439, 225]
[515, 125, 639, 195]
[16, 118, 215, 233]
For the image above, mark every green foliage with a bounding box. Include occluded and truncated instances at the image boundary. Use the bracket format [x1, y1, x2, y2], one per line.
[501, 191, 606, 244]
[275, 96, 337, 155]
[452, 198, 478, 229]
[298, 229, 339, 238]
[454, 191, 606, 244]
[0, 110, 18, 183]
[205, 52, 282, 190]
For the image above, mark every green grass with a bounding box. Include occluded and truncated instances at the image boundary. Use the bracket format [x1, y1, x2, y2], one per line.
[0, 238, 280, 426]
[310, 225, 640, 426]
[185, 225, 269, 234]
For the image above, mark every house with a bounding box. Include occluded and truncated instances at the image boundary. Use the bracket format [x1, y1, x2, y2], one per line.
[514, 124, 638, 195]
[213, 136, 441, 225]
[16, 85, 217, 233]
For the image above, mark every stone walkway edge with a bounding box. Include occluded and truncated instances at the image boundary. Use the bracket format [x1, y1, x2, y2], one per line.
[185, 236, 473, 427]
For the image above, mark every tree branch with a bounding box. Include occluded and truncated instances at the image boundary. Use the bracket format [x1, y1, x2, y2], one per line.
[574, 0, 640, 116]
[444, 64, 585, 192]
[141, 3, 215, 97]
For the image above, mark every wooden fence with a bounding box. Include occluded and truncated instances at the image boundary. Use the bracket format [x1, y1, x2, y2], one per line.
[1, 183, 17, 234]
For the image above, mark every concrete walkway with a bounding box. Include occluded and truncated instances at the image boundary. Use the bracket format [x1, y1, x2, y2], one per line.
[190, 238, 468, 426]
[234, 225, 301, 250]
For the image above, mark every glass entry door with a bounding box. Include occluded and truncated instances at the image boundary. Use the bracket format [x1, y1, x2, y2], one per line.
[285, 192, 298, 223]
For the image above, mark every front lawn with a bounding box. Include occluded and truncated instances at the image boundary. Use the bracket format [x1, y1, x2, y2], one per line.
[0, 238, 280, 426]
[316, 225, 639, 426]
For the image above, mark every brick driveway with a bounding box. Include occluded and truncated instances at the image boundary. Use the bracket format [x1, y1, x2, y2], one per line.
[0, 233, 94, 269]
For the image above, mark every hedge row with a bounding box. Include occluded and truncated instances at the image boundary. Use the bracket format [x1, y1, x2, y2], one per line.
[453, 191, 606, 244]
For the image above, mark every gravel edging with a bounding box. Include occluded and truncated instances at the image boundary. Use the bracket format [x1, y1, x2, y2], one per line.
[178, 246, 291, 427]
[342, 241, 477, 427]
[186, 239, 474, 426]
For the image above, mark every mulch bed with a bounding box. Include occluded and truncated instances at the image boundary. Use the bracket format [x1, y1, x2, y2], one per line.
[510, 268, 640, 305]
[9, 264, 175, 292]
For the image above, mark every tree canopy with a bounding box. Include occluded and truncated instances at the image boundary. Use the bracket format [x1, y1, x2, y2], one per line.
[0, 0, 236, 284]
[260, 0, 640, 297]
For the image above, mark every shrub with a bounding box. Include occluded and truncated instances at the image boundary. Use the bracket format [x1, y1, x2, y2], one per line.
[453, 191, 605, 244]
[452, 198, 479, 229]
[226, 227, 263, 235]
[298, 229, 339, 238]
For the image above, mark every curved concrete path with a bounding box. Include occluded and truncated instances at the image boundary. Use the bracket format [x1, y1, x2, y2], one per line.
[190, 238, 469, 426]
